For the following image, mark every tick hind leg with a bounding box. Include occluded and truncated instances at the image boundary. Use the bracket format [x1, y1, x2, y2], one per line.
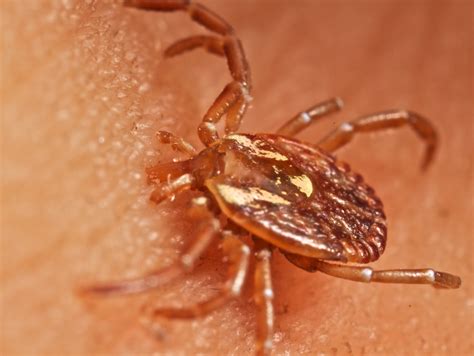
[313, 260, 461, 289]
[317, 110, 438, 170]
[276, 97, 343, 137]
[79, 197, 219, 296]
[125, 0, 252, 146]
[254, 244, 274, 356]
[148, 235, 250, 318]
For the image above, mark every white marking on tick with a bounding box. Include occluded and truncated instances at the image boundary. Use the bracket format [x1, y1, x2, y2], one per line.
[361, 268, 373, 282]
[264, 288, 274, 298]
[289, 174, 313, 197]
[300, 112, 312, 123]
[216, 184, 291, 208]
[227, 134, 289, 161]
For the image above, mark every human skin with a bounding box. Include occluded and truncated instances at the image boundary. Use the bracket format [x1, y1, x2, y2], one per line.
[1, 0, 472, 354]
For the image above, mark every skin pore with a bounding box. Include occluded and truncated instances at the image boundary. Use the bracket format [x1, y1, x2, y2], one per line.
[1, 0, 472, 354]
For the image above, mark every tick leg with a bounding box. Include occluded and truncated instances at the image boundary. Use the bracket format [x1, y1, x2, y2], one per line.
[125, 0, 252, 146]
[317, 110, 438, 170]
[314, 260, 461, 289]
[156, 130, 197, 156]
[149, 173, 195, 204]
[80, 197, 219, 296]
[165, 35, 225, 57]
[254, 245, 274, 356]
[276, 97, 343, 137]
[149, 234, 250, 318]
[198, 81, 250, 145]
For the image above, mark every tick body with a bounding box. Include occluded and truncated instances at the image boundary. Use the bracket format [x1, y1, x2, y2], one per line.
[83, 1, 461, 355]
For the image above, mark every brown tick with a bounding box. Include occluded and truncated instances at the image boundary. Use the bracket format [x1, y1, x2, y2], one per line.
[83, 1, 462, 355]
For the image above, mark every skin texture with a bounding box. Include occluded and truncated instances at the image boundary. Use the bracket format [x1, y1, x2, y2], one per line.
[1, 0, 472, 354]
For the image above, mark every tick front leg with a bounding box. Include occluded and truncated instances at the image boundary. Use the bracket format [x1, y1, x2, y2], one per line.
[165, 33, 251, 143]
[254, 246, 274, 356]
[198, 81, 249, 146]
[125, 0, 252, 146]
[313, 260, 461, 289]
[149, 234, 250, 318]
[276, 97, 343, 137]
[165, 35, 225, 57]
[80, 197, 219, 296]
[317, 110, 438, 170]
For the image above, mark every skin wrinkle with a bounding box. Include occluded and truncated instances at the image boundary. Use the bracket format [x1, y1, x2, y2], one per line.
[1, 0, 472, 355]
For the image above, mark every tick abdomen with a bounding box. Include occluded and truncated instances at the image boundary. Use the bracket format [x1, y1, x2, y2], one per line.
[205, 134, 386, 263]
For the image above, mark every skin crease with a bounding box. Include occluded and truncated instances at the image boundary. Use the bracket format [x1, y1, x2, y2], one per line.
[1, 0, 472, 354]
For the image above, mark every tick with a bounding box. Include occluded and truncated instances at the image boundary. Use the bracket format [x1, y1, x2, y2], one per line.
[83, 1, 461, 355]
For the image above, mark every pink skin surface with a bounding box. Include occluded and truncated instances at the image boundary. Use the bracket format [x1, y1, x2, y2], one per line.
[2, 0, 472, 354]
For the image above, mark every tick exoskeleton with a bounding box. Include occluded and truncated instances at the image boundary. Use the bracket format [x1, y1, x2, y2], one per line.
[82, 1, 462, 355]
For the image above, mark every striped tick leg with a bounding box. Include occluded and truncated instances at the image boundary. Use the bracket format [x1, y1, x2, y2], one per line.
[125, 0, 252, 147]
[80, 197, 219, 296]
[312, 260, 461, 289]
[254, 243, 274, 356]
[276, 97, 343, 137]
[149, 234, 251, 318]
[317, 110, 439, 170]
